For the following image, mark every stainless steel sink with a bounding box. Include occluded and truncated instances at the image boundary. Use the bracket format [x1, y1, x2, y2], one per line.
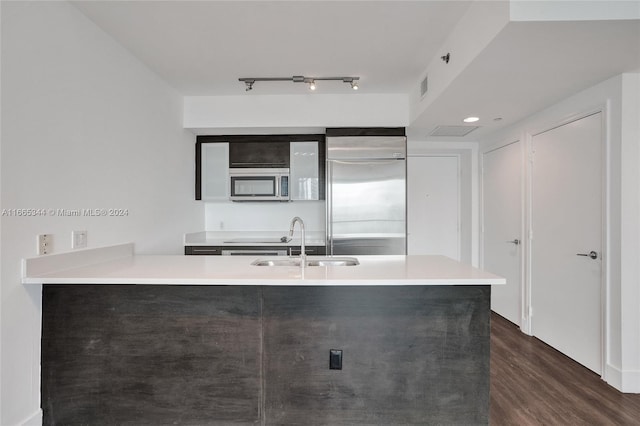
[251, 257, 359, 267]
[251, 259, 302, 267]
[306, 257, 359, 266]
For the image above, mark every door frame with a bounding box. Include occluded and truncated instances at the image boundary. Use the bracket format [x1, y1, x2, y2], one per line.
[407, 154, 462, 261]
[480, 139, 526, 329]
[525, 105, 609, 377]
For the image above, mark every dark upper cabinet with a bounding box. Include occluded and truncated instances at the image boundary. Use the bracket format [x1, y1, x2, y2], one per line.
[229, 141, 290, 168]
[195, 134, 325, 201]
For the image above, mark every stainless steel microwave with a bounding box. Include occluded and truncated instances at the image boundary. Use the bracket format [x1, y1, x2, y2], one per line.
[229, 168, 290, 201]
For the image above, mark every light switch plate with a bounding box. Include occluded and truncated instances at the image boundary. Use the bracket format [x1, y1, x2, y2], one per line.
[72, 230, 87, 249]
[38, 234, 52, 255]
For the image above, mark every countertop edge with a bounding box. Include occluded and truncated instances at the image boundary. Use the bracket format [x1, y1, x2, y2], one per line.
[22, 249, 507, 286]
[24, 278, 504, 286]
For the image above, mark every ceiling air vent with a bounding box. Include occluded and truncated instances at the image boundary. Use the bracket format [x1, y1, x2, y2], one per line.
[429, 125, 480, 137]
[420, 74, 428, 97]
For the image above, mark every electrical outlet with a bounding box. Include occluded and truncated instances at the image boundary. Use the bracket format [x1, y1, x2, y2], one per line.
[72, 230, 87, 249]
[38, 234, 52, 255]
[330, 349, 343, 370]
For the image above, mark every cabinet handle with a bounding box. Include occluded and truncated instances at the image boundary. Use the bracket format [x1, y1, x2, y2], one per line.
[191, 248, 219, 254]
[230, 162, 287, 167]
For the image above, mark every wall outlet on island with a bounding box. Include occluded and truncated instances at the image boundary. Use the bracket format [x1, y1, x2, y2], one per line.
[72, 230, 87, 249]
[38, 234, 52, 255]
[329, 349, 343, 370]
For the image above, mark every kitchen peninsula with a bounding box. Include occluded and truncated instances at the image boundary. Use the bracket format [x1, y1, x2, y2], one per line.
[25, 244, 504, 425]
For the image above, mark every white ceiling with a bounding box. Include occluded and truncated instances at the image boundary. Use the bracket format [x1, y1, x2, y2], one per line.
[72, 1, 640, 139]
[72, 0, 473, 95]
[413, 19, 640, 140]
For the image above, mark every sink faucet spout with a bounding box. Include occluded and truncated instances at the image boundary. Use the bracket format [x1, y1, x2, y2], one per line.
[289, 216, 306, 261]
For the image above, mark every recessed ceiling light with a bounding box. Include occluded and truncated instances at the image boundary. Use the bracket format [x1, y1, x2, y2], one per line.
[463, 116, 479, 123]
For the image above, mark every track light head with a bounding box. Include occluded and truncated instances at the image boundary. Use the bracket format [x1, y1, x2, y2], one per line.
[238, 78, 256, 92]
[343, 77, 359, 91]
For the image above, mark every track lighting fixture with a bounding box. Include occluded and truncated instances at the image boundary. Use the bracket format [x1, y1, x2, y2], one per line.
[238, 75, 360, 92]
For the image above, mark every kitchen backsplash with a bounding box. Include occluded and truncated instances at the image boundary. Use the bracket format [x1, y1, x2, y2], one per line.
[204, 201, 325, 232]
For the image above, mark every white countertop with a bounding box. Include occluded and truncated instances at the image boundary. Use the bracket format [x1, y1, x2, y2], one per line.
[22, 244, 505, 286]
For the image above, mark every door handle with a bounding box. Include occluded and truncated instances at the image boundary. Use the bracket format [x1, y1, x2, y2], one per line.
[506, 239, 520, 245]
[576, 251, 598, 260]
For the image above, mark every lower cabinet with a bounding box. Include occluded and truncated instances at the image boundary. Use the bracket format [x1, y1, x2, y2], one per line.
[41, 285, 262, 425]
[184, 245, 326, 256]
[42, 285, 489, 425]
[262, 286, 489, 425]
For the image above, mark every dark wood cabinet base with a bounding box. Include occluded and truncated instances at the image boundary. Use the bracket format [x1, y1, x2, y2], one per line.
[42, 284, 489, 425]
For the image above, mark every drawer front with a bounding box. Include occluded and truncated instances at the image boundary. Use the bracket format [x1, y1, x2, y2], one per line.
[289, 246, 326, 256]
[185, 245, 326, 256]
[185, 246, 222, 255]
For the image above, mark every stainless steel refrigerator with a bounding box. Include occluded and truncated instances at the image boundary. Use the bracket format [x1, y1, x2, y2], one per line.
[326, 135, 406, 255]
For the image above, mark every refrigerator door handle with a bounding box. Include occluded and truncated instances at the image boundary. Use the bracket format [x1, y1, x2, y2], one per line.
[326, 161, 333, 255]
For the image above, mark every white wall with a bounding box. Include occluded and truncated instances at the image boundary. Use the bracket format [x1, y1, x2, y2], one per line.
[479, 73, 640, 393]
[409, 0, 509, 125]
[0, 2, 4, 421]
[619, 73, 640, 392]
[509, 0, 640, 22]
[406, 138, 479, 266]
[184, 94, 409, 130]
[205, 201, 325, 233]
[0, 2, 203, 424]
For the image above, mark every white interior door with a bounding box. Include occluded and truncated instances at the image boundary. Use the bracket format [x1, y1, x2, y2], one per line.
[531, 112, 603, 374]
[407, 156, 459, 260]
[482, 141, 522, 326]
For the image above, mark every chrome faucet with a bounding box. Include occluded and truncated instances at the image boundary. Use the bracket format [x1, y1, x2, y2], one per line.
[289, 216, 306, 261]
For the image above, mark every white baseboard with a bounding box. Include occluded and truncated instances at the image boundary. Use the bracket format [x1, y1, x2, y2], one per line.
[605, 363, 640, 393]
[17, 409, 42, 426]
[605, 363, 622, 390]
[621, 369, 640, 393]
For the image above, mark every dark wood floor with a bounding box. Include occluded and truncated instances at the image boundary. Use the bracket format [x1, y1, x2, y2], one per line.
[491, 312, 640, 425]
